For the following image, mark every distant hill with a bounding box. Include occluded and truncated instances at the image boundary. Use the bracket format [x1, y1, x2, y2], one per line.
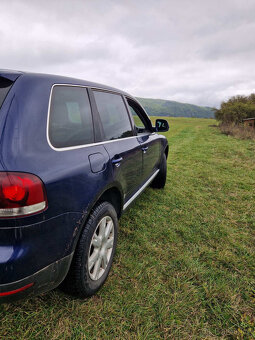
[136, 97, 215, 118]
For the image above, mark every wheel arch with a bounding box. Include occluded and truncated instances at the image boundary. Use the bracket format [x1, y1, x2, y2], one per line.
[97, 186, 123, 219]
[72, 184, 123, 251]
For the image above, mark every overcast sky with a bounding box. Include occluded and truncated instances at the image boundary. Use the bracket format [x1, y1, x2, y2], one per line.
[1, 0, 255, 107]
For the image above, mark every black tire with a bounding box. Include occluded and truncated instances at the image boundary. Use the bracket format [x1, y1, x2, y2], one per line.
[60, 202, 118, 298]
[150, 153, 167, 189]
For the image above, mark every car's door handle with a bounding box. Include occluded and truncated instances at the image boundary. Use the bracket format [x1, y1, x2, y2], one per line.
[112, 155, 123, 167]
[142, 146, 149, 153]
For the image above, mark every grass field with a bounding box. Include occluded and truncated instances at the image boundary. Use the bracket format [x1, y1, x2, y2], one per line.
[1, 117, 254, 339]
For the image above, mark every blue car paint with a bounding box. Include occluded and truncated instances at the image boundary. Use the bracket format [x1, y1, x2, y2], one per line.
[0, 71, 168, 301]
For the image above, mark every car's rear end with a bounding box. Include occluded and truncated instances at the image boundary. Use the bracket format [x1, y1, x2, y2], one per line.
[0, 72, 82, 302]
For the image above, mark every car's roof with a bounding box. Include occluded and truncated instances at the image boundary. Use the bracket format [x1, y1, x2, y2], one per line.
[0, 69, 131, 97]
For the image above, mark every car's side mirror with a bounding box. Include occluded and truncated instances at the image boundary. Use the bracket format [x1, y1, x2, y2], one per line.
[155, 119, 169, 132]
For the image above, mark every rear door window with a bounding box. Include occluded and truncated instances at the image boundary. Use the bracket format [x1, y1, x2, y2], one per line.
[0, 77, 14, 109]
[93, 91, 133, 141]
[49, 86, 94, 148]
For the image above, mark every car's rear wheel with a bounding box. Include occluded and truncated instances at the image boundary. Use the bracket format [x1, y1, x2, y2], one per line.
[150, 153, 167, 189]
[61, 202, 118, 297]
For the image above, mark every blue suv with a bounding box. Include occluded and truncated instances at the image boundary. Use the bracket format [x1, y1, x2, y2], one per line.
[0, 70, 169, 302]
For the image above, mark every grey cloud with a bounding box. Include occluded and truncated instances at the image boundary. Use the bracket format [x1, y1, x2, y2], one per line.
[1, 0, 255, 107]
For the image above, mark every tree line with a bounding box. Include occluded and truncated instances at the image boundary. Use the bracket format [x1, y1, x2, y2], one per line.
[137, 97, 214, 119]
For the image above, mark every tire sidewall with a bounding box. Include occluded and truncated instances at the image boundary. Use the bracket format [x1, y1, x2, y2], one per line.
[79, 202, 118, 296]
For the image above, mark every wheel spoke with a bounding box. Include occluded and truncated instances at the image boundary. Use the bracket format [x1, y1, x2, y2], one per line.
[106, 238, 113, 249]
[92, 257, 102, 280]
[98, 217, 106, 238]
[88, 249, 99, 271]
[101, 252, 108, 269]
[105, 220, 113, 239]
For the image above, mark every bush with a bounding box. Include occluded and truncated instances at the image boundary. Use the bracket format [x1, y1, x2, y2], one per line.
[215, 94, 255, 124]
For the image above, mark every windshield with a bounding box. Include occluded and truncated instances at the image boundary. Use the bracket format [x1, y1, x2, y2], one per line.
[0, 77, 13, 109]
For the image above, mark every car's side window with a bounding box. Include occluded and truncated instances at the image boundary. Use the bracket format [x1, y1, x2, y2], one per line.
[93, 91, 133, 141]
[126, 98, 150, 134]
[49, 86, 94, 148]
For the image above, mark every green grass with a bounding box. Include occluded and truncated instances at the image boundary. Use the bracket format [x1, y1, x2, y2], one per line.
[1, 117, 255, 339]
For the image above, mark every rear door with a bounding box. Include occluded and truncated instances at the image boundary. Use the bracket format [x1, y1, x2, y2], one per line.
[92, 90, 142, 200]
[125, 98, 161, 182]
[47, 85, 111, 216]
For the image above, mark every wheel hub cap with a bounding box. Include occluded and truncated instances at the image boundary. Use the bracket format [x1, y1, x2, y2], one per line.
[88, 216, 114, 281]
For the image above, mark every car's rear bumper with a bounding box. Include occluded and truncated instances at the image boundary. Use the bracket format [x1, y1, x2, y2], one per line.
[0, 253, 73, 303]
[0, 212, 82, 283]
[0, 212, 82, 302]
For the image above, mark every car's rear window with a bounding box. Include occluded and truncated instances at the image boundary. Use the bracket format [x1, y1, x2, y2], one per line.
[48, 85, 94, 148]
[0, 77, 14, 109]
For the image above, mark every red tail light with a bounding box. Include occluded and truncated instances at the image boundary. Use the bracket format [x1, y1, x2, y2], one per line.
[0, 172, 47, 217]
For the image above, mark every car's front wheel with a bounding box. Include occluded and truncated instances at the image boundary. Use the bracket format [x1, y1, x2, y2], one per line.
[61, 202, 118, 297]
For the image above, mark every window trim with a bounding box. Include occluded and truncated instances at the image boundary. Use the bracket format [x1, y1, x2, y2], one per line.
[46, 84, 140, 152]
[47, 84, 96, 150]
[124, 96, 153, 133]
